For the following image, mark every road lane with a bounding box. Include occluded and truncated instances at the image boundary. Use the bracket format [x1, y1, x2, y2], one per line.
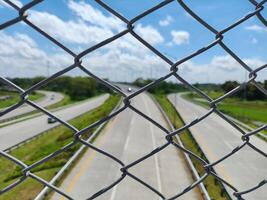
[0, 94, 109, 151]
[168, 93, 267, 200]
[0, 91, 64, 121]
[51, 93, 201, 200]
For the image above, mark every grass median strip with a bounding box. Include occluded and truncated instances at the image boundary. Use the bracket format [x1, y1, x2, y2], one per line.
[0, 94, 120, 200]
[154, 94, 231, 200]
[183, 92, 267, 137]
[185, 92, 267, 123]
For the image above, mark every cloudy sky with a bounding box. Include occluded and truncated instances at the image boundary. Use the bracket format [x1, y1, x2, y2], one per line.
[0, 0, 266, 83]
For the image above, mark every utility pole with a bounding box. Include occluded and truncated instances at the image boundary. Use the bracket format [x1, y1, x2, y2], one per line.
[150, 66, 153, 79]
[46, 61, 50, 77]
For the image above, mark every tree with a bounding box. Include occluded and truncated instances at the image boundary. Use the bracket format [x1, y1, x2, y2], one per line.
[221, 80, 266, 100]
[221, 81, 239, 93]
[68, 77, 96, 100]
[6, 76, 99, 100]
[45, 76, 72, 93]
[133, 78, 186, 94]
[244, 83, 266, 100]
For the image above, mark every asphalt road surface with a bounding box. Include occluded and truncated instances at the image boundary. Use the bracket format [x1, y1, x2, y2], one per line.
[0, 91, 64, 121]
[0, 94, 109, 151]
[51, 92, 201, 200]
[168, 93, 267, 200]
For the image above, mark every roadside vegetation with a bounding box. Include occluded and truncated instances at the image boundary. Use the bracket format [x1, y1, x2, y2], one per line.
[0, 94, 75, 127]
[6, 76, 111, 101]
[0, 90, 44, 109]
[133, 78, 187, 94]
[46, 94, 73, 110]
[184, 91, 267, 124]
[0, 95, 120, 200]
[183, 81, 267, 136]
[0, 76, 111, 123]
[154, 94, 230, 200]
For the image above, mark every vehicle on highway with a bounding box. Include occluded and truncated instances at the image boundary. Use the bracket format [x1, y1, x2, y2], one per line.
[128, 87, 132, 92]
[47, 117, 56, 124]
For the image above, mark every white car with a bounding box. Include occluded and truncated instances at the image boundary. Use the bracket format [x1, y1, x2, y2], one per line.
[128, 87, 132, 92]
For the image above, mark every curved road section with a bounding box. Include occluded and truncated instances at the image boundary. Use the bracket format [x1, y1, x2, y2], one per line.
[51, 92, 200, 200]
[0, 94, 109, 151]
[0, 91, 64, 121]
[168, 93, 267, 200]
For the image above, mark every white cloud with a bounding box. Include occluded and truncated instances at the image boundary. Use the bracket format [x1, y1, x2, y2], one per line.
[82, 50, 168, 80]
[28, 3, 164, 47]
[0, 0, 22, 8]
[68, 0, 124, 31]
[1, 1, 266, 84]
[178, 55, 266, 83]
[171, 30, 190, 45]
[0, 32, 45, 59]
[0, 31, 73, 78]
[28, 10, 114, 45]
[159, 15, 173, 26]
[245, 24, 267, 32]
[0, 0, 166, 81]
[1, 29, 266, 83]
[0, 0, 162, 81]
[209, 55, 265, 72]
[210, 55, 239, 71]
[0, 28, 167, 81]
[243, 57, 265, 69]
[251, 37, 258, 44]
[135, 24, 164, 45]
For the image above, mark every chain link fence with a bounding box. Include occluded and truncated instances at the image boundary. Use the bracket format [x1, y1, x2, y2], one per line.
[0, 0, 266, 199]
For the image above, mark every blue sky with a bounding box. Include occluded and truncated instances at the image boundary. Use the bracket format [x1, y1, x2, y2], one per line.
[0, 0, 266, 83]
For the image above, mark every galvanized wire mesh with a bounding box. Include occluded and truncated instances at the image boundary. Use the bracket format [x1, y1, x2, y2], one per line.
[0, 0, 266, 200]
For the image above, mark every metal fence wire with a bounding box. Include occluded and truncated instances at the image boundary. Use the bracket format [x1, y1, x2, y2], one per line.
[0, 0, 267, 200]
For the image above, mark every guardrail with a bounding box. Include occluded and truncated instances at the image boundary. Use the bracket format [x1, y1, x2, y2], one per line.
[225, 114, 267, 141]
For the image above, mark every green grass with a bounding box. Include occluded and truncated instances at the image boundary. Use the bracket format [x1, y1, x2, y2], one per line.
[218, 102, 266, 123]
[0, 94, 120, 200]
[0, 90, 44, 109]
[0, 93, 77, 125]
[184, 92, 267, 137]
[184, 91, 267, 123]
[47, 93, 104, 110]
[46, 94, 73, 110]
[154, 94, 230, 200]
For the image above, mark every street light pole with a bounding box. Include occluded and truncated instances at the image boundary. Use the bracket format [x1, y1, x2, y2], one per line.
[46, 61, 50, 77]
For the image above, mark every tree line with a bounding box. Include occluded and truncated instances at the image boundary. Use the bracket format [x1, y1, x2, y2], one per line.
[221, 80, 267, 100]
[0, 76, 111, 101]
[1, 77, 266, 101]
[133, 78, 187, 94]
[133, 78, 266, 100]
